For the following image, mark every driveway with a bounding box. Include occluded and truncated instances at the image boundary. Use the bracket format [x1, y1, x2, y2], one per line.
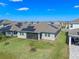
[70, 45, 79, 59]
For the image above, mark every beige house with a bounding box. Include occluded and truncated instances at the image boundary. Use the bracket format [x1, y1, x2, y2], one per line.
[3, 22, 61, 40]
[68, 19, 79, 59]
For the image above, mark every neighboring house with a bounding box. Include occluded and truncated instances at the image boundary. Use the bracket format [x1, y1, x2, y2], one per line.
[69, 22, 79, 30]
[69, 29, 79, 46]
[69, 19, 79, 30]
[1, 22, 61, 40]
[68, 28, 79, 59]
[68, 19, 79, 46]
[0, 24, 10, 29]
[0, 22, 19, 36]
[61, 21, 69, 29]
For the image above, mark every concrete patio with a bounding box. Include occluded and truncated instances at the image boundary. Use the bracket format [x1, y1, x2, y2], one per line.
[70, 45, 79, 59]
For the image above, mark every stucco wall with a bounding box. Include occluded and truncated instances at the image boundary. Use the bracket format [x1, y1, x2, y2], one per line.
[6, 32, 12, 36]
[41, 33, 55, 40]
[69, 24, 79, 29]
[5, 32, 17, 36]
[17, 32, 27, 39]
[6, 31, 56, 40]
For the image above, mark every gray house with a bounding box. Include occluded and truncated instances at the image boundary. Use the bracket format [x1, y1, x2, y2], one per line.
[68, 28, 79, 59]
[68, 19, 79, 59]
[4, 22, 61, 40]
[68, 19, 79, 46]
[69, 29, 79, 46]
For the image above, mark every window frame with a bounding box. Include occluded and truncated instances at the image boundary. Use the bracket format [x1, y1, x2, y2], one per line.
[44, 33, 50, 37]
[14, 31, 17, 34]
[48, 33, 50, 37]
[70, 24, 73, 28]
[45, 33, 47, 37]
[20, 32, 24, 35]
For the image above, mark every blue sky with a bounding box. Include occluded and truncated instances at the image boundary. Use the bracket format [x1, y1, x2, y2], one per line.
[0, 0, 79, 21]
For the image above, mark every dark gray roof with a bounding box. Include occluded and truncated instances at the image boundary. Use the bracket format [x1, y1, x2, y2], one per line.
[0, 22, 21, 32]
[0, 25, 20, 32]
[69, 29, 79, 35]
[69, 29, 79, 37]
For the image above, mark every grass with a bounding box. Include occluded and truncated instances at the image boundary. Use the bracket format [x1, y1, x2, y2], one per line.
[51, 31, 69, 59]
[0, 31, 68, 59]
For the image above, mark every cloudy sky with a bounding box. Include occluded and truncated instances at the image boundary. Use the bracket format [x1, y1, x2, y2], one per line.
[0, 0, 79, 21]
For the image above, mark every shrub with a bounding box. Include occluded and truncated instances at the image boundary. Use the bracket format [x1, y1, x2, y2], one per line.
[29, 41, 37, 52]
[30, 47, 37, 52]
[4, 42, 10, 45]
[0, 33, 6, 41]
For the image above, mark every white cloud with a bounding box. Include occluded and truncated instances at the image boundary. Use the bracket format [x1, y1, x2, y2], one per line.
[10, 0, 23, 2]
[0, 3, 8, 6]
[16, 7, 30, 11]
[74, 5, 79, 8]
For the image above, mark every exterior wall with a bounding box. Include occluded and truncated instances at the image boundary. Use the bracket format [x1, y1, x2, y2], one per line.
[69, 24, 79, 29]
[5, 31, 57, 41]
[6, 32, 13, 36]
[41, 33, 55, 40]
[5, 31, 17, 36]
[17, 32, 27, 39]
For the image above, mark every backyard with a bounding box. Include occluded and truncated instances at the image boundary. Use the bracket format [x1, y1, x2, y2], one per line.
[0, 31, 68, 59]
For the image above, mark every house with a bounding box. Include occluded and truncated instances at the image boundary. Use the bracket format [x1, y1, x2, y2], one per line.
[68, 19, 79, 46]
[68, 19, 79, 59]
[0, 22, 19, 36]
[69, 19, 79, 30]
[69, 29, 79, 46]
[61, 21, 69, 29]
[2, 22, 61, 40]
[68, 28, 79, 59]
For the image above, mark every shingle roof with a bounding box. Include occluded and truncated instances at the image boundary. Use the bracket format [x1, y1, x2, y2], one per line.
[73, 19, 79, 22]
[69, 19, 79, 24]
[69, 28, 79, 37]
[0, 22, 61, 33]
[21, 22, 61, 33]
[0, 22, 21, 32]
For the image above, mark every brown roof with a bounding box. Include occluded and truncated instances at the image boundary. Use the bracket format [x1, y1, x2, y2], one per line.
[73, 19, 79, 22]
[34, 23, 60, 33]
[2, 22, 61, 33]
[70, 19, 79, 24]
[20, 22, 61, 33]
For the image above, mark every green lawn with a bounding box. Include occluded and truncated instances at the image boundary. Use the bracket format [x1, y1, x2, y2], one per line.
[0, 31, 68, 59]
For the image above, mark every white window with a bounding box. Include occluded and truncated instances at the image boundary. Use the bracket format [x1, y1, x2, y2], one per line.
[70, 24, 73, 28]
[8, 32, 11, 34]
[48, 33, 50, 37]
[14, 31, 17, 34]
[45, 33, 50, 37]
[20, 32, 24, 35]
[45, 33, 47, 36]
